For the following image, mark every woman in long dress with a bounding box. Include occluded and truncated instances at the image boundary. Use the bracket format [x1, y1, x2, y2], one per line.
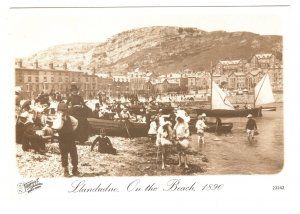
[173, 110, 190, 169]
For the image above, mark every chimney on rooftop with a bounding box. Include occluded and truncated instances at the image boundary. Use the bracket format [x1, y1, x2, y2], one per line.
[49, 62, 54, 70]
[63, 62, 67, 70]
[17, 59, 23, 68]
[34, 60, 38, 69]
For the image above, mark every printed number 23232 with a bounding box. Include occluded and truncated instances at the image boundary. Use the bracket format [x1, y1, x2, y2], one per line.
[273, 186, 284, 190]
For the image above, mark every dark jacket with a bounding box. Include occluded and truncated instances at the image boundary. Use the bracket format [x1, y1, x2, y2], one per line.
[91, 136, 116, 155]
[246, 118, 257, 130]
[67, 94, 84, 107]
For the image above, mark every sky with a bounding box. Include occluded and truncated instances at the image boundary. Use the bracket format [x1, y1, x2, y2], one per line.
[9, 7, 285, 58]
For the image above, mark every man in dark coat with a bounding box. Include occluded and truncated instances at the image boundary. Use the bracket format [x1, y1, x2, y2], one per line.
[66, 85, 88, 143]
[53, 102, 80, 177]
[66, 85, 84, 108]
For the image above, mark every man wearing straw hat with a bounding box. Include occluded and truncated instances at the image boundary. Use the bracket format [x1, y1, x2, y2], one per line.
[245, 114, 257, 143]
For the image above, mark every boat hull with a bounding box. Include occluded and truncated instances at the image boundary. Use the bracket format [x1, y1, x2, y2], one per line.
[189, 119, 233, 133]
[194, 107, 262, 117]
[262, 107, 276, 111]
[87, 118, 148, 138]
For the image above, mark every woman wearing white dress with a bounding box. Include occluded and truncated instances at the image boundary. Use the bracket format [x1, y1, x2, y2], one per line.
[173, 110, 190, 169]
[148, 115, 158, 144]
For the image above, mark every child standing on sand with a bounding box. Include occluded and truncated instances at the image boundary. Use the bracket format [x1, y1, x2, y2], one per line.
[195, 115, 207, 147]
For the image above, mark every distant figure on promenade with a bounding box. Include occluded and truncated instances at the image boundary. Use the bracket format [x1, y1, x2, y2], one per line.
[245, 114, 258, 143]
[195, 115, 207, 148]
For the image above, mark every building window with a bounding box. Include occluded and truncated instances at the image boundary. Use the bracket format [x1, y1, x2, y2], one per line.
[59, 77, 62, 82]
[65, 78, 68, 82]
[51, 77, 54, 82]
[28, 76, 32, 82]
[44, 77, 47, 82]
[86, 77, 88, 82]
[35, 77, 39, 82]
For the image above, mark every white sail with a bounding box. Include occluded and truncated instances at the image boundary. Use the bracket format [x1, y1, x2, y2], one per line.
[212, 82, 234, 110]
[255, 73, 275, 106]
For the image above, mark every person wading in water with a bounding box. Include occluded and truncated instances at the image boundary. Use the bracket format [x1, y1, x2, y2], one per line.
[245, 114, 258, 143]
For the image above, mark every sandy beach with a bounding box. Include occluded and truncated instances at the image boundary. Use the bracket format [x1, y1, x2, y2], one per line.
[16, 135, 210, 178]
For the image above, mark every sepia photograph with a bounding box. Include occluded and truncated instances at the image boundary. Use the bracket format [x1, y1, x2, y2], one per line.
[11, 7, 285, 178]
[2, 0, 300, 213]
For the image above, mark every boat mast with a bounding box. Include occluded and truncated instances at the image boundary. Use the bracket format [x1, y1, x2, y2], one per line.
[210, 61, 213, 110]
[253, 78, 256, 108]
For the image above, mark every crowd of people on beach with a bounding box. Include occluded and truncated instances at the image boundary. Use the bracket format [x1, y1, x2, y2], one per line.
[15, 84, 258, 176]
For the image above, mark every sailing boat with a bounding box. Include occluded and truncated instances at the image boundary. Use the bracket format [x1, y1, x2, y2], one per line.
[195, 81, 262, 117]
[254, 73, 276, 111]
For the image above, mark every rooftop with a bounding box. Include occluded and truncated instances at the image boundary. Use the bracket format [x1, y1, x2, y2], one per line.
[255, 53, 273, 59]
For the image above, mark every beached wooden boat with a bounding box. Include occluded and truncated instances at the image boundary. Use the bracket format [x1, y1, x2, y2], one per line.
[262, 107, 276, 111]
[194, 108, 262, 117]
[87, 118, 148, 138]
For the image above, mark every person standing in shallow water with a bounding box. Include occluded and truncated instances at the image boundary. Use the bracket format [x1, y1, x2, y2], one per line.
[245, 114, 257, 143]
[52, 102, 79, 177]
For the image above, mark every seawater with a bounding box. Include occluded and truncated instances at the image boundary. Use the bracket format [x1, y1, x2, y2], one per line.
[189, 103, 284, 174]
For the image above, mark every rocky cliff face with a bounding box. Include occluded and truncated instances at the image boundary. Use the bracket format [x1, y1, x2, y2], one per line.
[22, 26, 282, 73]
